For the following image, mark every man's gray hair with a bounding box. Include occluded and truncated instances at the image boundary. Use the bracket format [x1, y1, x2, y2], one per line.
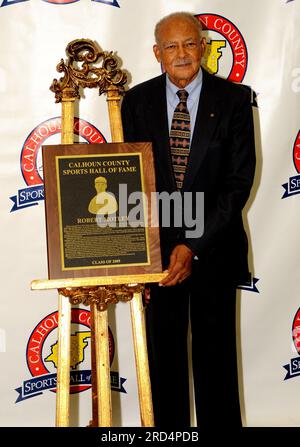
[154, 12, 203, 44]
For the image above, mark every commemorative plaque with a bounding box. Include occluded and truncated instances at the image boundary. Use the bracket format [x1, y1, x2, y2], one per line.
[42, 142, 162, 279]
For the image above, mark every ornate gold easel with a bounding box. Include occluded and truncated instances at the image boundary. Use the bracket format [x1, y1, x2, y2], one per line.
[31, 39, 165, 427]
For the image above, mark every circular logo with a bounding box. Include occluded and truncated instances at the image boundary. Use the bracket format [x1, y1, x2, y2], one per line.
[43, 0, 80, 4]
[21, 117, 106, 187]
[196, 13, 248, 82]
[26, 308, 114, 394]
[293, 130, 300, 173]
[292, 308, 300, 355]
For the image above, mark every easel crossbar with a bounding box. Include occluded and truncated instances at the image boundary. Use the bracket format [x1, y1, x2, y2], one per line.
[31, 273, 166, 290]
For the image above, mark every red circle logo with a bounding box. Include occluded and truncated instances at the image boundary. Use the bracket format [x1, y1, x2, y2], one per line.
[292, 308, 300, 355]
[43, 0, 80, 4]
[21, 117, 106, 187]
[293, 130, 300, 173]
[196, 13, 248, 82]
[26, 308, 114, 394]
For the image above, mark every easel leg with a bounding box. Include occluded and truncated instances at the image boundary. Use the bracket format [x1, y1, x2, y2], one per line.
[90, 305, 99, 427]
[56, 293, 71, 427]
[130, 292, 154, 427]
[92, 304, 112, 427]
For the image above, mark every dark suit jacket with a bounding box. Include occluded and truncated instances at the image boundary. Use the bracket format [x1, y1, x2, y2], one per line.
[121, 68, 256, 283]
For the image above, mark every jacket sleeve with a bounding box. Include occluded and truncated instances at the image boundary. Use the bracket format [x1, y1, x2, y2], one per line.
[121, 93, 138, 143]
[183, 88, 256, 256]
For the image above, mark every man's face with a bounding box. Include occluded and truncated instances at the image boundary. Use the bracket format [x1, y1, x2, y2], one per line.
[153, 17, 205, 88]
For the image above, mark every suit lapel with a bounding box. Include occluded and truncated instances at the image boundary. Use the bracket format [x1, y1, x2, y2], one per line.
[146, 74, 177, 191]
[183, 69, 221, 191]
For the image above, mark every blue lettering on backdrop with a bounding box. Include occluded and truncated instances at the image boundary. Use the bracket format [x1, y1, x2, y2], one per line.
[92, 0, 120, 6]
[283, 356, 300, 380]
[15, 370, 126, 402]
[282, 174, 300, 198]
[10, 184, 44, 212]
[237, 276, 260, 293]
[1, 0, 29, 6]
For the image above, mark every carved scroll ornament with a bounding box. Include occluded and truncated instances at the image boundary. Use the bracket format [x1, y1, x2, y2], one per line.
[59, 284, 144, 311]
[50, 39, 127, 103]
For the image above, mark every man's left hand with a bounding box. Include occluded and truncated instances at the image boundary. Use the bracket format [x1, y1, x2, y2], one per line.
[159, 244, 194, 287]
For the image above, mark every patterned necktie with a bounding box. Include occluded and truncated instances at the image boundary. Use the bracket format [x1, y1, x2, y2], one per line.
[169, 89, 191, 189]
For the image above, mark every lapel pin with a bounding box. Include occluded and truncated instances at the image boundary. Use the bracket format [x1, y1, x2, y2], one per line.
[210, 113, 215, 118]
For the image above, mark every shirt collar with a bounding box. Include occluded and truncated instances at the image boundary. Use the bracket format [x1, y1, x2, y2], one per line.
[166, 67, 203, 106]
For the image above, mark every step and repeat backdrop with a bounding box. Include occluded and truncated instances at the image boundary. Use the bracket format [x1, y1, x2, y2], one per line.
[0, 0, 300, 427]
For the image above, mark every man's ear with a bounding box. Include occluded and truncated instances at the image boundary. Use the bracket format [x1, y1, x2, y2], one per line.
[200, 37, 206, 54]
[153, 44, 162, 63]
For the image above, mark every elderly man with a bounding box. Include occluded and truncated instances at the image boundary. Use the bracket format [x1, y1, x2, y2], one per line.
[121, 12, 255, 428]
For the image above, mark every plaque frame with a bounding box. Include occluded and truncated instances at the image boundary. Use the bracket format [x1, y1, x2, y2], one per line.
[42, 142, 162, 279]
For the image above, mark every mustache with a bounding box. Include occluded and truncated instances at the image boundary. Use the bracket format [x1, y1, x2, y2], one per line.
[173, 58, 193, 67]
